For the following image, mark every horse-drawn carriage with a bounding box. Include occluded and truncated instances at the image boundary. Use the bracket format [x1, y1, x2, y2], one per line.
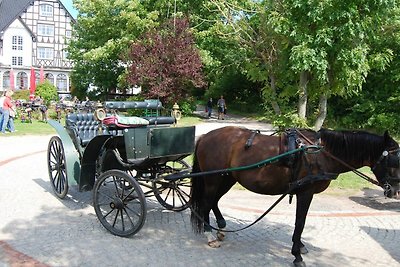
[47, 100, 195, 236]
[47, 101, 400, 266]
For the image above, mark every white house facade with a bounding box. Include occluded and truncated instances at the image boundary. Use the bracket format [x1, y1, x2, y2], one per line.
[0, 0, 75, 95]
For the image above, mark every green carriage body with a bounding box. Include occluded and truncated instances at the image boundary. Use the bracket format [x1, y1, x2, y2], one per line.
[47, 100, 195, 236]
[48, 100, 195, 191]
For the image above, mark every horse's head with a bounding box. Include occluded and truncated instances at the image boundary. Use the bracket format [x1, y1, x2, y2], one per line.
[372, 131, 400, 199]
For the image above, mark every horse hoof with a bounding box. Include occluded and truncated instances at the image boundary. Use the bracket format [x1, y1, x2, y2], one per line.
[217, 231, 225, 241]
[293, 260, 306, 267]
[300, 246, 308, 254]
[208, 240, 221, 248]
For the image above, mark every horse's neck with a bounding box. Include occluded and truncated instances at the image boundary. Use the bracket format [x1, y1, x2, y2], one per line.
[321, 138, 379, 171]
[324, 148, 373, 171]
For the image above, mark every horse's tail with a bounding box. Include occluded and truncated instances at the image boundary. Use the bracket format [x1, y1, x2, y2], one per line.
[190, 137, 205, 234]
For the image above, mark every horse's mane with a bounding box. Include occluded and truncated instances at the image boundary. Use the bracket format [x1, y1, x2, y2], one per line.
[318, 128, 384, 164]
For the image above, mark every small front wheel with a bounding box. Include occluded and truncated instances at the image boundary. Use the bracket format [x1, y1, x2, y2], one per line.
[93, 170, 146, 237]
[152, 159, 191, 211]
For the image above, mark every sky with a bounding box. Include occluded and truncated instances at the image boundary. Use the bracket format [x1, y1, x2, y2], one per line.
[60, 0, 78, 18]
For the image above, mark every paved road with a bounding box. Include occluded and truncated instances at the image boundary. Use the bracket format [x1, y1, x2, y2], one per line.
[0, 115, 400, 267]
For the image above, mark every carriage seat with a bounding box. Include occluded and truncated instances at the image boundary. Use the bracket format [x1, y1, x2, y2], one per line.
[66, 113, 100, 146]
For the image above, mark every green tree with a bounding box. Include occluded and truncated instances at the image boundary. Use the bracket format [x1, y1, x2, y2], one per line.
[267, 0, 399, 129]
[35, 81, 58, 105]
[68, 0, 158, 98]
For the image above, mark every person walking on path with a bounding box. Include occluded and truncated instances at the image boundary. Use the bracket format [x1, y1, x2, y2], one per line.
[1, 89, 16, 133]
[217, 95, 227, 120]
[206, 98, 213, 118]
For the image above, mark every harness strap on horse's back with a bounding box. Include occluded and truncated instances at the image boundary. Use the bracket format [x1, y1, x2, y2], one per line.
[245, 130, 260, 149]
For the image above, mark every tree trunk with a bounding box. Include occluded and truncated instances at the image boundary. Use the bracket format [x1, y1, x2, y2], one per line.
[314, 93, 328, 131]
[298, 71, 308, 119]
[269, 74, 281, 115]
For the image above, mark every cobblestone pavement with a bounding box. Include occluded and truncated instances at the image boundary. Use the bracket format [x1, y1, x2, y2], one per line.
[0, 115, 400, 267]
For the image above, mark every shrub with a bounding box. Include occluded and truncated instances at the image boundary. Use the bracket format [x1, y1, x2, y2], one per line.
[35, 81, 58, 105]
[178, 97, 196, 116]
[13, 89, 30, 101]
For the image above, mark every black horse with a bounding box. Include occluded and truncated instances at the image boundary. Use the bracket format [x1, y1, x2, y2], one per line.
[190, 127, 400, 267]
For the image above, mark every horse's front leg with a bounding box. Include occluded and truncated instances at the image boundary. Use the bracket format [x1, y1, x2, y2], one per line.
[291, 191, 314, 267]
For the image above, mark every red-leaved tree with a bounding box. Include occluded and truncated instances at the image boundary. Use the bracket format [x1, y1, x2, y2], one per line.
[127, 18, 205, 104]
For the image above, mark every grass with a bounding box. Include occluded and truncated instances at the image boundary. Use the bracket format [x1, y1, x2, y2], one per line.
[4, 120, 56, 136]
[175, 116, 202, 126]
[326, 167, 377, 195]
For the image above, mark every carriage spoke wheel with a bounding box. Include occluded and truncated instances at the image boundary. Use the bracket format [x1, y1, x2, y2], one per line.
[94, 170, 146, 237]
[47, 136, 68, 198]
[152, 159, 191, 211]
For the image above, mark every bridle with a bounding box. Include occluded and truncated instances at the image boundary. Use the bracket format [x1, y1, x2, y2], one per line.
[372, 147, 400, 197]
[295, 129, 400, 197]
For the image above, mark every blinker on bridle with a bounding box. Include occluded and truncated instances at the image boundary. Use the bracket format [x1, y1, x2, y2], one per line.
[374, 148, 400, 171]
[373, 148, 400, 197]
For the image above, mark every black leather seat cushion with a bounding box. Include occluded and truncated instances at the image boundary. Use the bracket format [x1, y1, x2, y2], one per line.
[66, 113, 100, 146]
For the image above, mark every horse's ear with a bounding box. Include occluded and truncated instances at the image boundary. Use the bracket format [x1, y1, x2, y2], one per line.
[383, 130, 391, 142]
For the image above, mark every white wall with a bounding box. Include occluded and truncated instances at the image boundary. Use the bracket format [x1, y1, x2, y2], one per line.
[0, 20, 33, 67]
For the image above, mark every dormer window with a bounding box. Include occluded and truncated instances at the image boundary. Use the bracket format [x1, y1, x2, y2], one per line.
[40, 4, 53, 17]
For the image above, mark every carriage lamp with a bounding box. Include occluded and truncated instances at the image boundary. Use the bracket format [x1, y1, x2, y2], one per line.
[171, 103, 182, 124]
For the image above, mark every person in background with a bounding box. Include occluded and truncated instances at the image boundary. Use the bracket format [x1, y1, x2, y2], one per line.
[217, 95, 227, 120]
[206, 98, 213, 118]
[0, 91, 5, 128]
[7, 102, 16, 132]
[1, 89, 16, 133]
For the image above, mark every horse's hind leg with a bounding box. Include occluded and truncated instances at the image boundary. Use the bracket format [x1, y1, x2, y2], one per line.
[203, 204, 222, 248]
[212, 206, 226, 241]
[201, 183, 222, 248]
[291, 191, 314, 267]
[213, 177, 235, 241]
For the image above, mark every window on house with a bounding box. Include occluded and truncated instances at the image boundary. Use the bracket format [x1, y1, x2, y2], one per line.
[12, 36, 23, 50]
[38, 47, 54, 59]
[38, 24, 54, 36]
[12, 56, 23, 66]
[56, 74, 67, 91]
[66, 30, 72, 38]
[40, 4, 53, 17]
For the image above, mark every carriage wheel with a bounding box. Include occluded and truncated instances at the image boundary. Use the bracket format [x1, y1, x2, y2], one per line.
[93, 170, 146, 237]
[47, 136, 69, 198]
[152, 159, 191, 211]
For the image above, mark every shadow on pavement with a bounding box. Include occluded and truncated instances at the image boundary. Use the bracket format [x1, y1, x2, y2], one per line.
[349, 188, 400, 212]
[360, 226, 400, 264]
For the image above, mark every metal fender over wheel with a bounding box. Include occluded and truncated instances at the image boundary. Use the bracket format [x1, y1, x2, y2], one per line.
[93, 170, 147, 237]
[47, 136, 69, 198]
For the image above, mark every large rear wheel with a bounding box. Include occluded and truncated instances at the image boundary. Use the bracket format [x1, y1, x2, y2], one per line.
[47, 136, 68, 198]
[152, 159, 191, 211]
[93, 170, 146, 237]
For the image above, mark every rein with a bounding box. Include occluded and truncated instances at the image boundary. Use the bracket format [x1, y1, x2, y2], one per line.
[322, 151, 380, 186]
[191, 173, 336, 233]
